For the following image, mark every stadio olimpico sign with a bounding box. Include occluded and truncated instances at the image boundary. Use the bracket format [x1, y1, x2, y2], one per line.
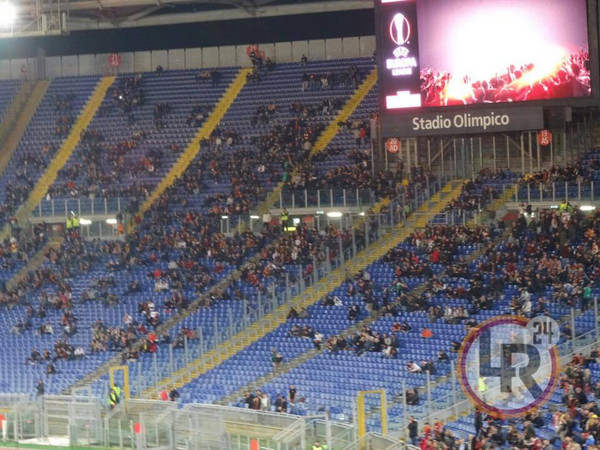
[381, 105, 544, 137]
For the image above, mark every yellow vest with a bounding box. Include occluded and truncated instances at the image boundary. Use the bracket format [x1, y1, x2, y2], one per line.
[478, 377, 487, 392]
[113, 386, 122, 398]
[73, 217, 80, 227]
[66, 219, 73, 229]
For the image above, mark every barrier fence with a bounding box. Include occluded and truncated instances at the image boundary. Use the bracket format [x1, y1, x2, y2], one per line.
[1, 399, 408, 449]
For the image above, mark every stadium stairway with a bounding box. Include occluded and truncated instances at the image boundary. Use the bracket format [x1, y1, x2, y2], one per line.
[134, 67, 253, 221]
[141, 179, 465, 398]
[5, 236, 63, 292]
[352, 196, 391, 233]
[254, 67, 378, 217]
[0, 76, 115, 240]
[0, 81, 50, 177]
[488, 182, 519, 215]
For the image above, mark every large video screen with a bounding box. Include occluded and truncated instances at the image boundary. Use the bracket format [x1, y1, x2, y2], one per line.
[377, 0, 592, 111]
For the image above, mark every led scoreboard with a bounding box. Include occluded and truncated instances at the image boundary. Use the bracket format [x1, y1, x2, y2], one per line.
[378, 0, 422, 109]
[375, 0, 599, 135]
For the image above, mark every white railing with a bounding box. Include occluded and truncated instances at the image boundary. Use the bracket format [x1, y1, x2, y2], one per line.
[514, 179, 600, 204]
[33, 197, 131, 219]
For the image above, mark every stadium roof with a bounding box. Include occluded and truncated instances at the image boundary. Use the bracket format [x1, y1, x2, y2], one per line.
[8, 0, 372, 34]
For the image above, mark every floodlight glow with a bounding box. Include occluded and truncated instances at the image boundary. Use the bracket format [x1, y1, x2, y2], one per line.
[106, 218, 118, 225]
[250, 215, 259, 219]
[80, 219, 92, 225]
[0, 3, 16, 29]
[221, 215, 229, 219]
[327, 212, 343, 218]
[580, 205, 596, 212]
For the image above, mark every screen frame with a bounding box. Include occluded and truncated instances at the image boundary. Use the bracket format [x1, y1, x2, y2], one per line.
[375, 0, 600, 116]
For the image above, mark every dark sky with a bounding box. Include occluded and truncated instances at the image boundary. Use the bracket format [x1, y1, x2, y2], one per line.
[0, 9, 375, 59]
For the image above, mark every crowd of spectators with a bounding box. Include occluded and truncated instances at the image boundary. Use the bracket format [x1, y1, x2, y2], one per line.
[48, 122, 154, 200]
[110, 75, 144, 113]
[0, 222, 49, 281]
[288, 98, 343, 119]
[280, 224, 499, 370]
[195, 70, 222, 87]
[242, 384, 298, 413]
[300, 65, 361, 91]
[443, 176, 496, 217]
[520, 162, 600, 188]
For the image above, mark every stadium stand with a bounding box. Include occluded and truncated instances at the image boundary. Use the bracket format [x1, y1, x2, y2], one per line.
[0, 52, 599, 450]
[0, 57, 395, 398]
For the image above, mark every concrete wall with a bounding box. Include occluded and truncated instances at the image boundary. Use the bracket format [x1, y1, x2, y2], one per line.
[0, 35, 376, 80]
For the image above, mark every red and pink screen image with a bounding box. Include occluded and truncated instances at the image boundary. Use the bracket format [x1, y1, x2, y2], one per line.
[416, 0, 591, 106]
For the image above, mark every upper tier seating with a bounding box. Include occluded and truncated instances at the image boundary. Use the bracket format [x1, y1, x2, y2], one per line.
[46, 68, 238, 204]
[0, 76, 101, 226]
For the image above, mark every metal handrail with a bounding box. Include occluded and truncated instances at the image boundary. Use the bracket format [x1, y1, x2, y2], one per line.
[513, 179, 598, 204]
[33, 197, 132, 218]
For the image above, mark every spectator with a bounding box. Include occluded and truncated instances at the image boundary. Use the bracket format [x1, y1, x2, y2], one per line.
[169, 387, 179, 402]
[36, 379, 44, 397]
[271, 349, 283, 370]
[348, 304, 360, 320]
[407, 361, 422, 373]
[274, 393, 287, 412]
[406, 389, 419, 405]
[408, 416, 419, 445]
[287, 307, 299, 320]
[260, 392, 269, 411]
[421, 327, 433, 338]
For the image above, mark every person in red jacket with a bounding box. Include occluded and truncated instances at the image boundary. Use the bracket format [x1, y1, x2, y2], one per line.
[160, 389, 168, 401]
[421, 327, 433, 338]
